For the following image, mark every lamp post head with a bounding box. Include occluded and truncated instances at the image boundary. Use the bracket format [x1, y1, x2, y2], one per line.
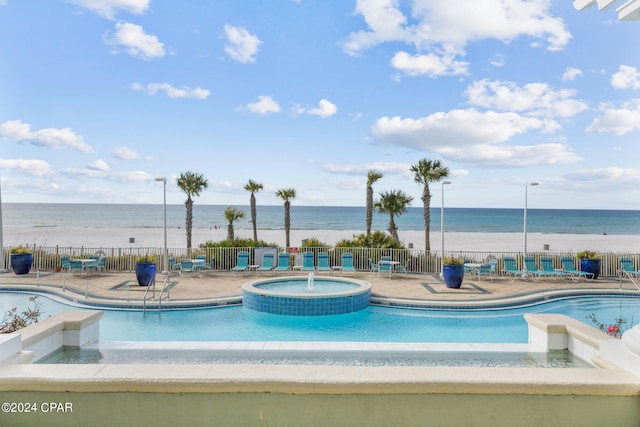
[442, 180, 452, 185]
[528, 182, 539, 187]
[155, 177, 166, 183]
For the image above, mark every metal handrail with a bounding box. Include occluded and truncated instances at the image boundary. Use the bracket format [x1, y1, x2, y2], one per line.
[157, 272, 171, 311]
[618, 268, 640, 291]
[142, 276, 156, 312]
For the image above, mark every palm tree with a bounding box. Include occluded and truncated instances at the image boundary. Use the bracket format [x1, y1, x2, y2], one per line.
[275, 188, 296, 248]
[224, 207, 244, 241]
[374, 189, 413, 242]
[176, 171, 208, 251]
[410, 159, 450, 252]
[366, 170, 383, 238]
[244, 179, 263, 242]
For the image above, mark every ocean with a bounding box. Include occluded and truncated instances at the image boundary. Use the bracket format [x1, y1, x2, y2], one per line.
[3, 204, 640, 236]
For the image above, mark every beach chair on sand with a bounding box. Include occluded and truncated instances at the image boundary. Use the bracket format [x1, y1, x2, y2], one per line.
[502, 257, 525, 279]
[301, 252, 315, 272]
[341, 253, 356, 277]
[257, 253, 275, 274]
[316, 253, 331, 274]
[274, 253, 290, 274]
[560, 257, 594, 282]
[231, 252, 249, 274]
[618, 258, 640, 280]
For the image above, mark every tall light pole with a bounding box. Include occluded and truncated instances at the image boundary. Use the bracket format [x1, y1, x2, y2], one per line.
[523, 182, 539, 264]
[440, 180, 452, 276]
[0, 177, 6, 273]
[155, 177, 168, 275]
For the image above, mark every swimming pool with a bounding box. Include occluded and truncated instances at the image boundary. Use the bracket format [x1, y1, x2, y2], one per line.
[2, 291, 638, 343]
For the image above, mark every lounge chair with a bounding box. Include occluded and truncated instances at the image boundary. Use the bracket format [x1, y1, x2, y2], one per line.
[231, 252, 250, 274]
[257, 253, 275, 274]
[199, 257, 215, 271]
[525, 257, 563, 281]
[341, 253, 356, 277]
[316, 253, 331, 274]
[394, 259, 410, 277]
[274, 253, 290, 274]
[368, 258, 379, 274]
[618, 258, 640, 280]
[60, 256, 71, 272]
[502, 257, 525, 279]
[378, 256, 393, 278]
[169, 257, 181, 272]
[560, 257, 594, 282]
[180, 259, 194, 274]
[301, 252, 315, 272]
[476, 261, 497, 282]
[539, 257, 568, 280]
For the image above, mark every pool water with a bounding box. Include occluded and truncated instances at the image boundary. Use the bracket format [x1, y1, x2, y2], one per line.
[1, 292, 638, 343]
[255, 279, 359, 294]
[37, 347, 592, 368]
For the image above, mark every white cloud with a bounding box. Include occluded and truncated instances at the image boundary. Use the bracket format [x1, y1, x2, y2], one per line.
[246, 96, 281, 114]
[562, 67, 583, 81]
[88, 159, 109, 171]
[66, 0, 150, 20]
[223, 25, 262, 63]
[585, 99, 640, 135]
[324, 161, 411, 176]
[564, 167, 640, 188]
[390, 51, 469, 77]
[371, 109, 580, 167]
[611, 65, 640, 90]
[131, 82, 210, 99]
[343, 0, 570, 77]
[308, 99, 338, 118]
[0, 119, 92, 152]
[112, 146, 141, 160]
[63, 166, 153, 182]
[104, 22, 165, 60]
[0, 159, 53, 177]
[465, 79, 588, 118]
[489, 53, 506, 68]
[329, 179, 365, 191]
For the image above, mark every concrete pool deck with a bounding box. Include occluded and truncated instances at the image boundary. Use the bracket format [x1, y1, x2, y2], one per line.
[1, 270, 639, 426]
[1, 268, 639, 309]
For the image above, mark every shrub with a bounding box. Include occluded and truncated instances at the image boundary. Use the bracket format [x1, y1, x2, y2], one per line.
[443, 257, 464, 265]
[336, 231, 405, 249]
[0, 297, 43, 333]
[577, 250, 599, 259]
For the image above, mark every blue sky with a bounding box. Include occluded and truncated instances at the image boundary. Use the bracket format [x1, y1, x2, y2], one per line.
[1, 0, 640, 210]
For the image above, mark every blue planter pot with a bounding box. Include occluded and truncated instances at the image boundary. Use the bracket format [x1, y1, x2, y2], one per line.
[580, 258, 601, 280]
[443, 264, 464, 288]
[10, 253, 33, 275]
[136, 262, 157, 286]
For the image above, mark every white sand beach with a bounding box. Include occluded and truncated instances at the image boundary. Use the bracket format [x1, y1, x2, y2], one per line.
[3, 226, 637, 253]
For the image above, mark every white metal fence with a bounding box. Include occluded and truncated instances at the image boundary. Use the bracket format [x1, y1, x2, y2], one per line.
[4, 245, 639, 277]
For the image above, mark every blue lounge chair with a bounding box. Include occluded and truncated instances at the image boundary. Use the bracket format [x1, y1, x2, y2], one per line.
[525, 257, 562, 281]
[394, 259, 410, 277]
[341, 253, 356, 277]
[619, 258, 640, 280]
[316, 253, 331, 274]
[274, 253, 290, 274]
[180, 259, 194, 274]
[560, 257, 594, 282]
[378, 256, 393, 278]
[231, 252, 250, 274]
[169, 257, 181, 272]
[199, 257, 215, 271]
[539, 257, 568, 280]
[368, 258, 379, 274]
[502, 257, 525, 279]
[257, 253, 275, 274]
[477, 261, 497, 282]
[60, 256, 71, 272]
[301, 252, 315, 272]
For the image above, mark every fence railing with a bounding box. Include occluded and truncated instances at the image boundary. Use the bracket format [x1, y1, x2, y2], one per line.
[3, 245, 639, 278]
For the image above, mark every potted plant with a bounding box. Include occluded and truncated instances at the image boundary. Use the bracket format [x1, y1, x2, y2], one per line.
[577, 250, 601, 280]
[10, 246, 33, 275]
[135, 255, 157, 286]
[442, 257, 465, 288]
